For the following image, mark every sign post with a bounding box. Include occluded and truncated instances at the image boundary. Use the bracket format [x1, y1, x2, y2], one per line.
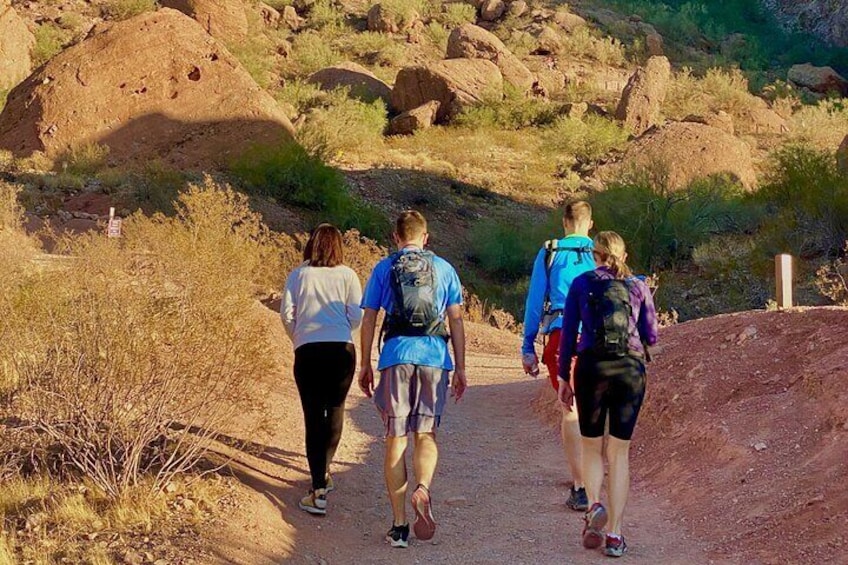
[775, 254, 793, 309]
[107, 207, 122, 238]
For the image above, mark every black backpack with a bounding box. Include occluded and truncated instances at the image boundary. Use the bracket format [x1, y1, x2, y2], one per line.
[585, 273, 633, 358]
[383, 250, 448, 341]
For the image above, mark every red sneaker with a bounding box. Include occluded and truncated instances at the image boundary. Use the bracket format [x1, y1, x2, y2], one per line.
[582, 502, 607, 549]
[411, 484, 437, 541]
[604, 533, 628, 557]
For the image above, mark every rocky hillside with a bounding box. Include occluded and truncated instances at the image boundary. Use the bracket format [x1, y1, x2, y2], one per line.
[763, 0, 848, 46]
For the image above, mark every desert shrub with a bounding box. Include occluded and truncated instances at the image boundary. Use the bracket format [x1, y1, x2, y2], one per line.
[435, 2, 476, 27]
[337, 31, 407, 67]
[589, 169, 754, 271]
[289, 31, 343, 75]
[230, 143, 389, 238]
[815, 242, 848, 305]
[543, 115, 629, 163]
[228, 34, 275, 88]
[275, 79, 324, 114]
[0, 180, 285, 498]
[307, 0, 347, 30]
[789, 99, 848, 150]
[664, 67, 758, 120]
[372, 0, 424, 28]
[561, 28, 627, 66]
[469, 212, 560, 280]
[100, 0, 156, 20]
[60, 143, 111, 176]
[755, 145, 848, 258]
[296, 88, 388, 158]
[602, 0, 848, 75]
[456, 88, 559, 130]
[128, 162, 187, 214]
[0, 475, 223, 563]
[423, 21, 450, 51]
[0, 182, 39, 292]
[32, 22, 72, 66]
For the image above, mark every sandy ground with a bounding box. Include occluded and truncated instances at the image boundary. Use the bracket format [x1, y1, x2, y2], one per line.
[205, 321, 725, 564]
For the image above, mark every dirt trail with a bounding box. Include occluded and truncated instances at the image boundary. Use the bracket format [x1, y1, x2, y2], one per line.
[206, 323, 727, 565]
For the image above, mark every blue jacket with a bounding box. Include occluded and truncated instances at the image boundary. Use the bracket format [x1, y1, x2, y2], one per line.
[521, 235, 595, 355]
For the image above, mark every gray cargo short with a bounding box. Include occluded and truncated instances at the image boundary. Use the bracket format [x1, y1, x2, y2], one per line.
[374, 364, 450, 437]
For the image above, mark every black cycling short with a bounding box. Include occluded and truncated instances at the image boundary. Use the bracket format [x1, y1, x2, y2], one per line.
[574, 352, 646, 441]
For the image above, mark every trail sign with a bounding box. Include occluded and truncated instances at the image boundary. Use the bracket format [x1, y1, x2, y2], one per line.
[107, 207, 122, 238]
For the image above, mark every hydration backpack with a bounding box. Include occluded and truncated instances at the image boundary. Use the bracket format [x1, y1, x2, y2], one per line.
[586, 273, 633, 358]
[383, 250, 448, 341]
[541, 239, 594, 321]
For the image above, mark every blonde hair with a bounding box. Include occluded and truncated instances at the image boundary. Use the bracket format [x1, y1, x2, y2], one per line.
[593, 231, 632, 279]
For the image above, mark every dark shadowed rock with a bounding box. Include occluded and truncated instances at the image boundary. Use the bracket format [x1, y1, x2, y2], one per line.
[787, 63, 848, 95]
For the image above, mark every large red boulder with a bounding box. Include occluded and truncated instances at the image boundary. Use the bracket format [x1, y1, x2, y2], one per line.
[0, 9, 294, 169]
[391, 59, 503, 123]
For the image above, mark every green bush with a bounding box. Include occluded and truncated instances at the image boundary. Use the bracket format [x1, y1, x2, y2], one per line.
[589, 171, 754, 271]
[100, 0, 156, 20]
[435, 2, 477, 28]
[756, 145, 848, 258]
[601, 0, 848, 76]
[32, 23, 71, 66]
[456, 87, 559, 130]
[289, 32, 343, 75]
[230, 142, 389, 238]
[543, 115, 629, 163]
[469, 213, 560, 280]
[296, 88, 388, 158]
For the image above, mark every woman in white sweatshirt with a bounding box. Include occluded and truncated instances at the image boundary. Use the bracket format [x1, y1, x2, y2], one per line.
[281, 224, 363, 516]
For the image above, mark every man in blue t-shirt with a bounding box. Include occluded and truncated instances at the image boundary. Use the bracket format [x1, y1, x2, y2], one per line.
[521, 201, 595, 512]
[359, 210, 466, 548]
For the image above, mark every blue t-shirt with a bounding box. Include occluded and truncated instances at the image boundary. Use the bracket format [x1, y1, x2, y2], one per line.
[361, 247, 463, 370]
[521, 235, 595, 355]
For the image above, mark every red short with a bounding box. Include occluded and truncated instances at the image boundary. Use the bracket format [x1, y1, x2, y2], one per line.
[542, 329, 576, 392]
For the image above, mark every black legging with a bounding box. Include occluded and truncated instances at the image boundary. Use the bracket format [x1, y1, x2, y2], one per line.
[293, 341, 356, 490]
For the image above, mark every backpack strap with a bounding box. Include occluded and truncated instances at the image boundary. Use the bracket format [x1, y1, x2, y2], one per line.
[542, 240, 594, 314]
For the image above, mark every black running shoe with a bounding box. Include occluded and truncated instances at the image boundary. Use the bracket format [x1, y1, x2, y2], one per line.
[566, 486, 589, 511]
[386, 524, 410, 548]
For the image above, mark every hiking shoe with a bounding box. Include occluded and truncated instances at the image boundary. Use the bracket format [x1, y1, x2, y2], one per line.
[325, 474, 335, 493]
[582, 502, 608, 549]
[298, 489, 327, 516]
[411, 484, 437, 541]
[386, 523, 410, 548]
[604, 534, 627, 557]
[566, 486, 589, 511]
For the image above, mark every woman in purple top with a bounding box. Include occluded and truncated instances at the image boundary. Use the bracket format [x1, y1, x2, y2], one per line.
[558, 231, 658, 558]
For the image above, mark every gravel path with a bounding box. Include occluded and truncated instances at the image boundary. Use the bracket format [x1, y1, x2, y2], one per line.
[208, 323, 722, 564]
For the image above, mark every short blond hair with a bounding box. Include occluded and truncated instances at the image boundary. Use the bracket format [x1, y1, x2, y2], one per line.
[563, 201, 592, 224]
[395, 210, 427, 241]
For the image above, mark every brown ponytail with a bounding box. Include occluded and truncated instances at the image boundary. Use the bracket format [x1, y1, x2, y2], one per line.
[593, 231, 632, 279]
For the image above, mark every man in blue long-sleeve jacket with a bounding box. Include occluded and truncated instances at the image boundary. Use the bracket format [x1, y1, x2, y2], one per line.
[521, 201, 595, 511]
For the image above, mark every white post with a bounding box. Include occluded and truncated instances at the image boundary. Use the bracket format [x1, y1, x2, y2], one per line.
[109, 207, 115, 221]
[775, 254, 793, 309]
